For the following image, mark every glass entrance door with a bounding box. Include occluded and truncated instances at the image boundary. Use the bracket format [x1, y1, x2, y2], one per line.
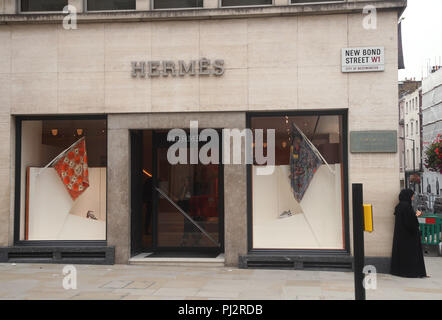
[152, 131, 223, 252]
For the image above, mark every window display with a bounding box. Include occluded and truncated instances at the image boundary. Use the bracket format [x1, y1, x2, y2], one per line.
[251, 115, 345, 250]
[19, 119, 107, 241]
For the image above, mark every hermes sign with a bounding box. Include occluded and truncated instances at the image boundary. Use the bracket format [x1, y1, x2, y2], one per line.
[131, 58, 225, 78]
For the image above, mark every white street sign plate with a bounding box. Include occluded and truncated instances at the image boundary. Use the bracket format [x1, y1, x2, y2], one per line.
[342, 47, 385, 73]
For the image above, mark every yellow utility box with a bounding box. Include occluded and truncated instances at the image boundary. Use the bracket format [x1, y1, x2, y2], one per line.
[363, 204, 373, 232]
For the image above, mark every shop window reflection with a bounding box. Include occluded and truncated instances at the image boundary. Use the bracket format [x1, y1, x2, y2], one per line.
[250, 115, 345, 250]
[19, 119, 107, 241]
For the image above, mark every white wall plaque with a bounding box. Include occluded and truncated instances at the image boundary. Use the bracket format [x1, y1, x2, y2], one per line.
[342, 47, 385, 73]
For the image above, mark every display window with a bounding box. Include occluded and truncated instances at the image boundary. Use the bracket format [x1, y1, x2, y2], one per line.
[249, 113, 347, 250]
[16, 117, 107, 242]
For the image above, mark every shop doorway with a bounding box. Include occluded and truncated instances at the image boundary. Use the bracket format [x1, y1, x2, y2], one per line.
[130, 130, 224, 258]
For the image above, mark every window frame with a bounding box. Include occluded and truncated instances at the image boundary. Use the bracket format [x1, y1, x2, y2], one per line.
[13, 115, 108, 247]
[246, 109, 350, 256]
[85, 0, 137, 12]
[290, 0, 346, 5]
[220, 0, 274, 8]
[151, 0, 204, 10]
[18, 0, 68, 14]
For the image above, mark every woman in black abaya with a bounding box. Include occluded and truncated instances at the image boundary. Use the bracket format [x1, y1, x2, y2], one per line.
[391, 189, 428, 278]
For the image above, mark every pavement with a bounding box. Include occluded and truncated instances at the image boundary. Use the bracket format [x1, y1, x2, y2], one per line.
[0, 257, 441, 300]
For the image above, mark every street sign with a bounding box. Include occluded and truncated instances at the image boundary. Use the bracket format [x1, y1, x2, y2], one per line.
[342, 47, 385, 73]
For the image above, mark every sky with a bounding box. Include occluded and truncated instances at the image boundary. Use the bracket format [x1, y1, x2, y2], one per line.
[398, 0, 442, 81]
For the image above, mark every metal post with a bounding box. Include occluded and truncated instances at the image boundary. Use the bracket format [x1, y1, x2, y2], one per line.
[352, 183, 366, 300]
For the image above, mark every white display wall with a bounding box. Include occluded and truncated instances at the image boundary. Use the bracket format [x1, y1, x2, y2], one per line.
[27, 167, 106, 240]
[252, 164, 343, 249]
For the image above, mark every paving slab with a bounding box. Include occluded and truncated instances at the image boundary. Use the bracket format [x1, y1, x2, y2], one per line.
[0, 257, 441, 300]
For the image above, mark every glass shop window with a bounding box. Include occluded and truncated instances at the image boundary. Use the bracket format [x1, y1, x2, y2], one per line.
[19, 119, 107, 241]
[153, 0, 203, 9]
[221, 0, 272, 6]
[250, 115, 345, 250]
[21, 0, 67, 12]
[87, 0, 136, 11]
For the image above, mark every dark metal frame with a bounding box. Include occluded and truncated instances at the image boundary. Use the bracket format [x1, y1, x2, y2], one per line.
[13, 115, 108, 247]
[131, 129, 225, 255]
[246, 109, 350, 256]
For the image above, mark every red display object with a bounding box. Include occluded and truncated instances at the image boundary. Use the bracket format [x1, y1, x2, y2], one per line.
[54, 138, 90, 201]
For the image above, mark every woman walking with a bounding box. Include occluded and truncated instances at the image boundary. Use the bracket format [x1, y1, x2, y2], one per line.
[391, 189, 428, 278]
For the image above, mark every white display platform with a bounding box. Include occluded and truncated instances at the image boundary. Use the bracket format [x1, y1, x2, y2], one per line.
[27, 167, 106, 240]
[252, 164, 343, 249]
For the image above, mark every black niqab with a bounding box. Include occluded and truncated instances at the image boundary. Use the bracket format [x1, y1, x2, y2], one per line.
[394, 188, 414, 216]
[398, 189, 414, 204]
[391, 189, 427, 278]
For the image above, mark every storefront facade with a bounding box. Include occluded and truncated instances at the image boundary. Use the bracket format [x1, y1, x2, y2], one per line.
[0, 0, 406, 271]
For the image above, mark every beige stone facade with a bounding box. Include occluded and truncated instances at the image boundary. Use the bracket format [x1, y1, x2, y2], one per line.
[0, 1, 406, 267]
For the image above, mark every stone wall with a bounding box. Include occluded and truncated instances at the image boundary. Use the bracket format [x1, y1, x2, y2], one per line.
[0, 9, 401, 259]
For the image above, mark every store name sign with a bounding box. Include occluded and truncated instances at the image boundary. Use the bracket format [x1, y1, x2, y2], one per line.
[131, 58, 225, 78]
[342, 47, 384, 73]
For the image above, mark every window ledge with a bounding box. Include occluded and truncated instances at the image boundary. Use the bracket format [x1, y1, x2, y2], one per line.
[0, 0, 406, 24]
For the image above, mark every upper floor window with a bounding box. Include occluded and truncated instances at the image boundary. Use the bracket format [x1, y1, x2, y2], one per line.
[292, 0, 345, 3]
[411, 122, 414, 136]
[21, 0, 67, 12]
[406, 102, 408, 114]
[87, 0, 135, 11]
[222, 0, 272, 6]
[406, 124, 408, 137]
[416, 97, 419, 109]
[153, 0, 203, 9]
[416, 120, 418, 134]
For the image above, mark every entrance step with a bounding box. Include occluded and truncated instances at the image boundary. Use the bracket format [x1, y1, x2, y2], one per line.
[129, 253, 225, 267]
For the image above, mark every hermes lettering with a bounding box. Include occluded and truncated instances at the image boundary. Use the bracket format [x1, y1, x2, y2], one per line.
[131, 58, 225, 78]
